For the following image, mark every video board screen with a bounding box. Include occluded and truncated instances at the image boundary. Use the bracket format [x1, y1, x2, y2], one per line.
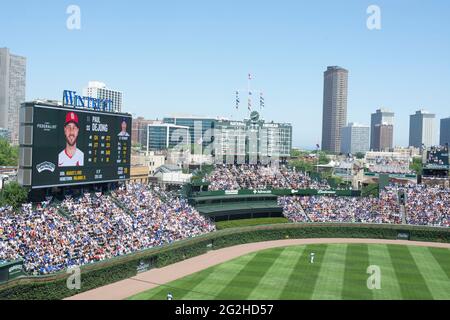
[31, 104, 131, 188]
[425, 147, 449, 170]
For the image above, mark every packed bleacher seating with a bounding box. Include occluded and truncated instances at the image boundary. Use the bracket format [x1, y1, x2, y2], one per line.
[277, 197, 310, 222]
[205, 164, 331, 191]
[2, 181, 450, 275]
[0, 184, 215, 275]
[404, 184, 450, 227]
[279, 186, 402, 224]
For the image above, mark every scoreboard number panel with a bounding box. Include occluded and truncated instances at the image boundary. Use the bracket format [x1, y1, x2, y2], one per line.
[31, 105, 131, 188]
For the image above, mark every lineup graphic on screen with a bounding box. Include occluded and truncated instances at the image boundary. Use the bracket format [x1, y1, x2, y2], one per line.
[31, 105, 131, 188]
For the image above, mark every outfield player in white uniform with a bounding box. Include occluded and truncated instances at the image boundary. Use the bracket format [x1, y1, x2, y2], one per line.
[310, 252, 315, 264]
[58, 111, 84, 167]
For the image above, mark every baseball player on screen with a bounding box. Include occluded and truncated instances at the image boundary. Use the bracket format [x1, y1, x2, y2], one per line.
[58, 111, 84, 167]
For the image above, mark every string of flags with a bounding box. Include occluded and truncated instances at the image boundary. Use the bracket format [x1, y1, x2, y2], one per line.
[234, 74, 265, 112]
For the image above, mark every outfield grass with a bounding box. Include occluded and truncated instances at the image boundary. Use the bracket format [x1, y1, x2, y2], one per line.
[128, 244, 450, 300]
[215, 217, 289, 230]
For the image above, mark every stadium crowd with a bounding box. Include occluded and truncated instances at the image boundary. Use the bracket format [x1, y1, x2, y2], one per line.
[279, 186, 403, 224]
[206, 164, 331, 191]
[278, 184, 450, 227]
[404, 184, 450, 227]
[0, 184, 214, 275]
[2, 180, 450, 275]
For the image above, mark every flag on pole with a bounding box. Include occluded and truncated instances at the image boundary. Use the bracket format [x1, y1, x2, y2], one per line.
[260, 92, 264, 110]
[248, 73, 252, 80]
[235, 91, 240, 110]
[316, 144, 320, 149]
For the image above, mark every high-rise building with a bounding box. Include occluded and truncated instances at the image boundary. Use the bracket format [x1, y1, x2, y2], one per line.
[214, 111, 292, 163]
[440, 117, 450, 146]
[161, 111, 292, 163]
[321, 66, 348, 153]
[83, 81, 123, 113]
[409, 110, 436, 148]
[147, 123, 190, 152]
[340, 123, 370, 154]
[370, 108, 394, 151]
[0, 48, 26, 145]
[373, 123, 394, 152]
[163, 115, 217, 151]
[132, 117, 159, 149]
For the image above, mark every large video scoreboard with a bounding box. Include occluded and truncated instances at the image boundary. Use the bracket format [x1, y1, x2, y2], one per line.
[422, 146, 449, 179]
[19, 102, 132, 189]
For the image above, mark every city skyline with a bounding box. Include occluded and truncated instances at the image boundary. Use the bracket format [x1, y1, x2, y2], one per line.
[1, 1, 450, 148]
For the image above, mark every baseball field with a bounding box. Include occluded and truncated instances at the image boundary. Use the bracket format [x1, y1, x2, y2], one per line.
[128, 244, 450, 300]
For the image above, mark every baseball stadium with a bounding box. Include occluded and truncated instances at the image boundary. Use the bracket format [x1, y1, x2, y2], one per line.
[0, 102, 449, 301]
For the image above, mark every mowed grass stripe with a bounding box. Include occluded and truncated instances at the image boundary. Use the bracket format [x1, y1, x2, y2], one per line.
[342, 244, 373, 300]
[183, 253, 260, 300]
[247, 247, 306, 299]
[129, 253, 256, 300]
[216, 248, 284, 299]
[428, 247, 450, 279]
[408, 246, 450, 300]
[387, 245, 433, 300]
[128, 266, 217, 300]
[367, 244, 403, 300]
[278, 244, 327, 300]
[311, 244, 347, 300]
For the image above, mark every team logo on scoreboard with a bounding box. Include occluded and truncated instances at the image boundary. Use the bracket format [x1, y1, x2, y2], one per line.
[36, 161, 56, 173]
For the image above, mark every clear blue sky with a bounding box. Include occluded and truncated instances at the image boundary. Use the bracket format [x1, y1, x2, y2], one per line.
[1, 0, 449, 148]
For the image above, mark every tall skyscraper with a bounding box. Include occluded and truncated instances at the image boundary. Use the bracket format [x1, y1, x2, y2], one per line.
[83, 81, 123, 113]
[321, 66, 348, 153]
[370, 108, 394, 151]
[0, 48, 26, 145]
[373, 123, 394, 152]
[340, 123, 370, 154]
[409, 110, 436, 148]
[440, 117, 450, 146]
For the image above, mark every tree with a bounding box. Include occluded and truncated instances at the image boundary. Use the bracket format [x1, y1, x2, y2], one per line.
[0, 138, 18, 166]
[132, 142, 142, 149]
[355, 152, 365, 159]
[0, 182, 28, 209]
[318, 152, 329, 165]
[290, 149, 303, 158]
[410, 157, 423, 175]
[361, 183, 379, 197]
[289, 159, 314, 173]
